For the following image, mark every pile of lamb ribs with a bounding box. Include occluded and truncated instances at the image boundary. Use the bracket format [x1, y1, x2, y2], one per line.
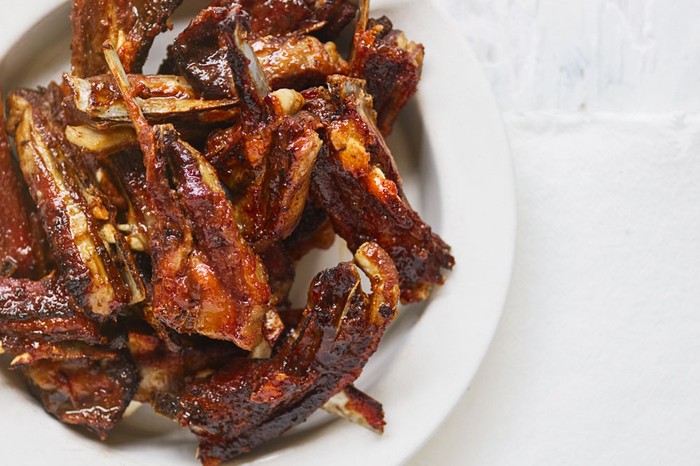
[0, 0, 453, 464]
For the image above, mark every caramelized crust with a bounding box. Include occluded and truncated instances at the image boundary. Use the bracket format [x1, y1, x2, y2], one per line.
[165, 6, 238, 99]
[0, 274, 136, 439]
[156, 124, 271, 348]
[210, 0, 357, 39]
[203, 19, 324, 248]
[71, 0, 183, 77]
[7, 85, 146, 319]
[253, 34, 349, 91]
[0, 109, 48, 279]
[125, 121, 273, 349]
[307, 77, 454, 303]
[103, 44, 273, 349]
[23, 352, 138, 439]
[352, 15, 425, 135]
[232, 108, 323, 247]
[0, 276, 103, 346]
[166, 5, 349, 99]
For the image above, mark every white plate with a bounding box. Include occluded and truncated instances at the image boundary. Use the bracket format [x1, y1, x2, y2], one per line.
[0, 0, 515, 465]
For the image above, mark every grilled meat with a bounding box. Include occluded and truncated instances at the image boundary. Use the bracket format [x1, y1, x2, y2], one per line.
[71, 0, 183, 77]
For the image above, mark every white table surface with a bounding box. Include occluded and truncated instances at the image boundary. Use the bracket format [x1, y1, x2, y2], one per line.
[409, 1, 700, 465]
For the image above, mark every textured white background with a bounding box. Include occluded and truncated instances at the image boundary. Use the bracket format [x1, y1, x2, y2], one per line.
[409, 1, 700, 465]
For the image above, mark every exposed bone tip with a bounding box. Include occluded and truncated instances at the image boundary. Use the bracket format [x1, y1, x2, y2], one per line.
[123, 400, 144, 418]
[270, 89, 305, 116]
[323, 388, 385, 434]
[249, 340, 272, 360]
[195, 369, 215, 380]
[10, 353, 32, 366]
[127, 235, 147, 252]
[66, 125, 136, 155]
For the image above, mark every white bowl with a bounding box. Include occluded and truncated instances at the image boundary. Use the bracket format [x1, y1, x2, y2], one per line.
[0, 0, 515, 464]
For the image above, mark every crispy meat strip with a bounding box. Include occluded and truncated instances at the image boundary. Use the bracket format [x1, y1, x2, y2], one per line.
[71, 0, 183, 77]
[309, 0, 360, 40]
[0, 276, 103, 347]
[156, 242, 398, 465]
[158, 124, 271, 347]
[0, 263, 139, 438]
[269, 296, 393, 447]
[6, 85, 146, 319]
[121, 116, 198, 346]
[162, 6, 240, 99]
[4, 340, 118, 368]
[0, 275, 111, 368]
[63, 73, 239, 126]
[351, 0, 424, 135]
[105, 46, 271, 349]
[149, 129, 267, 347]
[23, 351, 139, 439]
[306, 76, 454, 303]
[0, 106, 48, 279]
[301, 77, 404, 192]
[0, 273, 139, 439]
[253, 34, 349, 91]
[204, 18, 323, 248]
[233, 104, 322, 247]
[248, 304, 374, 429]
[164, 5, 348, 99]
